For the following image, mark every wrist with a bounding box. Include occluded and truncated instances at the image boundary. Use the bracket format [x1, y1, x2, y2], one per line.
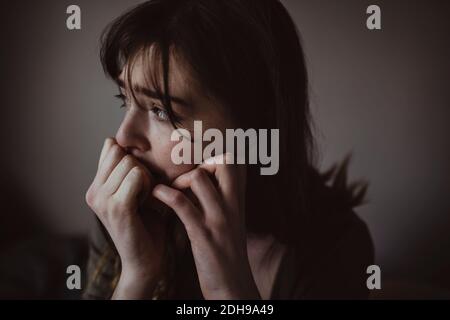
[112, 267, 159, 300]
[205, 267, 261, 300]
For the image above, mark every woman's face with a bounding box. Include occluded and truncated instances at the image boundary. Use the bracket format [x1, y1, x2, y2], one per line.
[115, 49, 235, 184]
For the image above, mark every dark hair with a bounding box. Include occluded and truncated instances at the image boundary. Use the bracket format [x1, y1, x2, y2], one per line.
[100, 0, 367, 258]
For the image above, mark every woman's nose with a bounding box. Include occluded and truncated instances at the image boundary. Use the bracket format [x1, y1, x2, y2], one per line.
[115, 109, 150, 153]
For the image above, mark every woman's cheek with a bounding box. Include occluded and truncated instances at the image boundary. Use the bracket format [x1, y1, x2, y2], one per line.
[158, 138, 197, 182]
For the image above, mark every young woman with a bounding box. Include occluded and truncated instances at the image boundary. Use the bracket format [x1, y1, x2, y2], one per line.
[83, 0, 374, 300]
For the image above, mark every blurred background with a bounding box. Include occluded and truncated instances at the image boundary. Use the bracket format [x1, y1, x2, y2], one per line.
[0, 0, 449, 299]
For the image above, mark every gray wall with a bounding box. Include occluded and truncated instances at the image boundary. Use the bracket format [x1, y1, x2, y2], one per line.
[1, 0, 449, 289]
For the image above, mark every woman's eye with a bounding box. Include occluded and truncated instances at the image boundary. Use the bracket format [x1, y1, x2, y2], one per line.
[114, 94, 173, 122]
[150, 103, 170, 121]
[114, 93, 128, 109]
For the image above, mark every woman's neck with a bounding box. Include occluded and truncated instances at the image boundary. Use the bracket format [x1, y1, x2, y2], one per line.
[246, 233, 286, 300]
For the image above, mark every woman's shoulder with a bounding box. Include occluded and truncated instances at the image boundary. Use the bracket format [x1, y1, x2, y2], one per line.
[271, 209, 374, 299]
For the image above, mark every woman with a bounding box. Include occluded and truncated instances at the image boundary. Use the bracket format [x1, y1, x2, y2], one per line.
[83, 0, 374, 300]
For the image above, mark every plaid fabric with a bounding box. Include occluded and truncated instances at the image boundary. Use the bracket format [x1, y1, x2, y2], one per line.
[82, 219, 120, 300]
[82, 217, 182, 300]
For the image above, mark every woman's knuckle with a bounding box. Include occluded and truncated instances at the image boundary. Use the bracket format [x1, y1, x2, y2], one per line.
[110, 144, 124, 159]
[172, 191, 186, 207]
[85, 185, 94, 205]
[130, 166, 142, 178]
[122, 154, 134, 167]
[192, 168, 206, 180]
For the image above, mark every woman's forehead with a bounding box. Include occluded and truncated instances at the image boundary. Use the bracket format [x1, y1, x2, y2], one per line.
[116, 46, 230, 123]
[118, 47, 196, 102]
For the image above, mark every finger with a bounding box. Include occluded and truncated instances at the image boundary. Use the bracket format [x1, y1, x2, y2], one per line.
[152, 184, 200, 234]
[98, 137, 116, 169]
[103, 154, 138, 195]
[201, 153, 237, 187]
[96, 144, 126, 185]
[172, 168, 222, 215]
[113, 166, 145, 211]
[199, 153, 244, 204]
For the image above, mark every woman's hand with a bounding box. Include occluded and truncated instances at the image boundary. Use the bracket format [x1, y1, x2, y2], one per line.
[152, 153, 261, 299]
[85, 138, 167, 299]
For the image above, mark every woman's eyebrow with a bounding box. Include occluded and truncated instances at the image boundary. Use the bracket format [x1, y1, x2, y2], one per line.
[117, 78, 192, 108]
